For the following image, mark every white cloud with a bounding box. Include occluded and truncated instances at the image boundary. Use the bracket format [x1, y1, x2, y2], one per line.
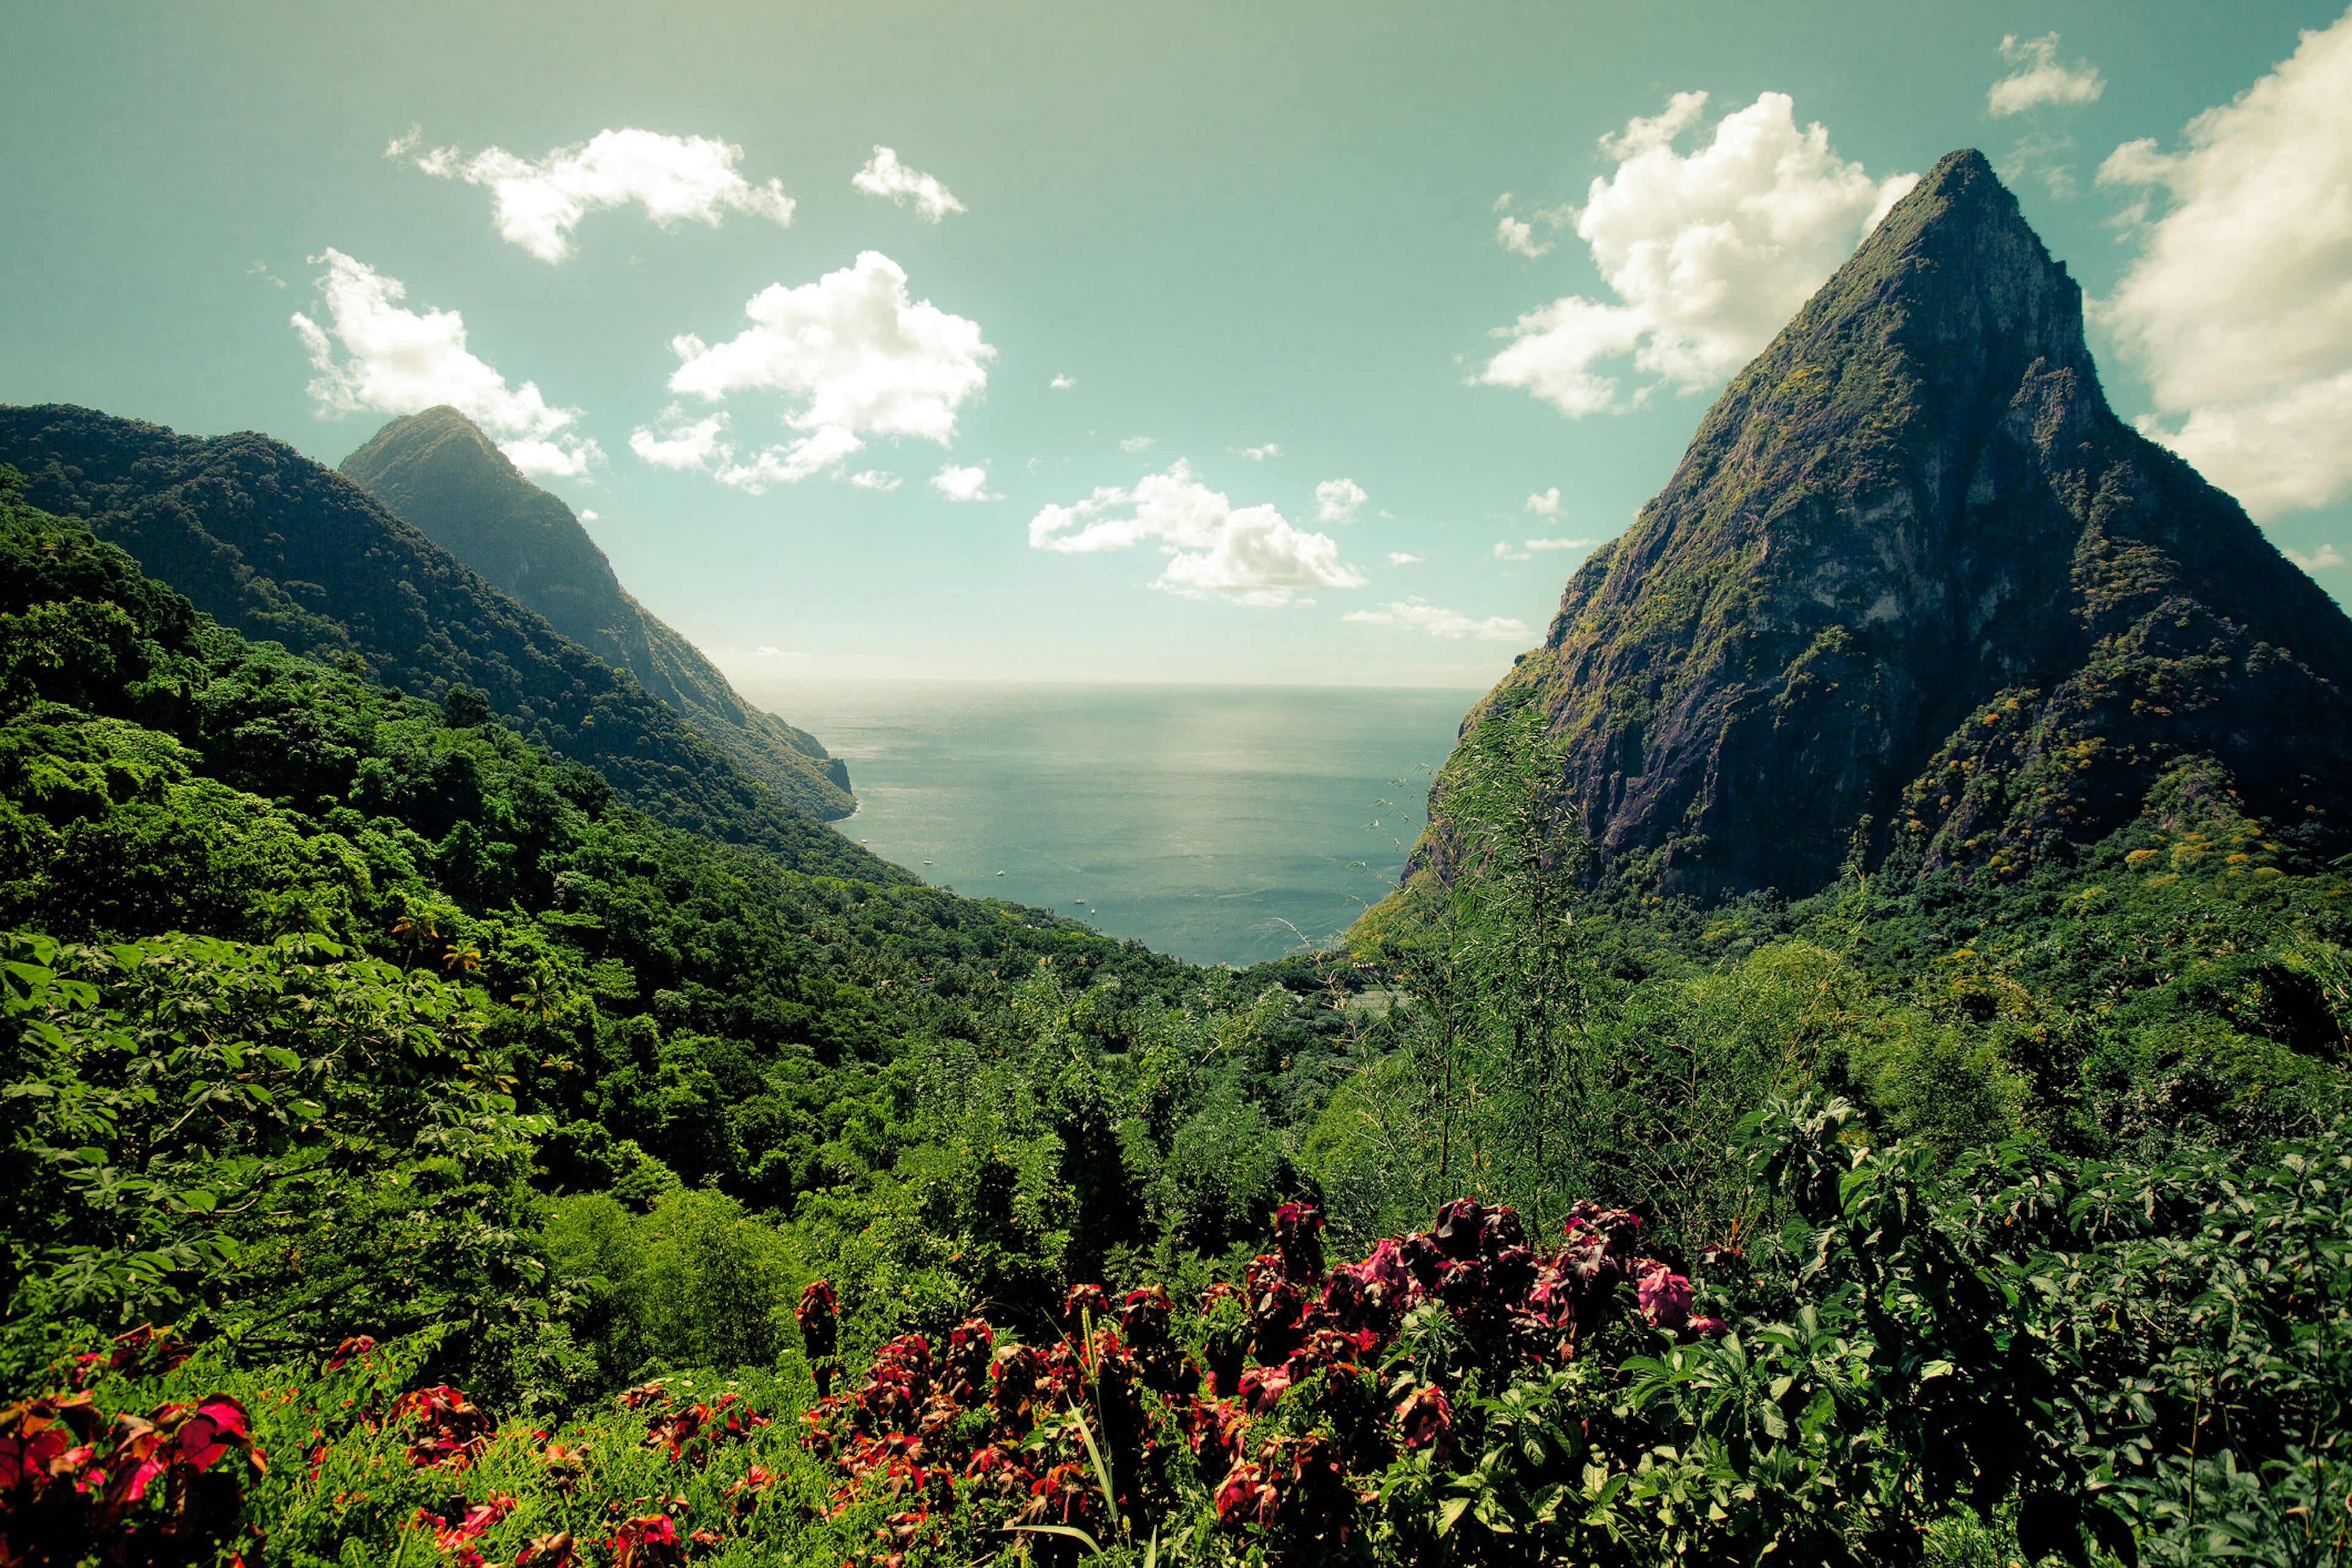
[579, 509, 598, 521]
[1121, 435, 1158, 454]
[629, 406, 729, 469]
[1493, 541, 1532, 560]
[711, 426, 865, 491]
[851, 146, 966, 222]
[2289, 543, 2348, 572]
[1494, 197, 1573, 258]
[1387, 551, 1425, 565]
[1240, 443, 1282, 461]
[1344, 598, 1531, 642]
[1496, 215, 1551, 258]
[1482, 92, 1915, 417]
[291, 248, 602, 478]
[247, 260, 285, 289]
[1050, 374, 1076, 390]
[2097, 10, 2352, 519]
[850, 469, 903, 491]
[1314, 477, 1368, 524]
[1028, 460, 1367, 606]
[1527, 536, 1596, 551]
[640, 251, 993, 491]
[498, 440, 601, 480]
[1526, 486, 1562, 516]
[404, 128, 794, 262]
[931, 463, 1000, 502]
[1988, 32, 2106, 117]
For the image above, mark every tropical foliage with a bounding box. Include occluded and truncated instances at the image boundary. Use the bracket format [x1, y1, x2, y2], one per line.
[1, 465, 2347, 1565]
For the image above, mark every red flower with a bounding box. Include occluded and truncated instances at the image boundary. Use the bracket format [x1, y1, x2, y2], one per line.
[1273, 1200, 1326, 1281]
[609, 1512, 682, 1568]
[1635, 1264, 1694, 1330]
[1237, 1365, 1292, 1414]
[797, 1280, 840, 1396]
[513, 1529, 575, 1567]
[322, 1335, 377, 1372]
[1393, 1385, 1454, 1464]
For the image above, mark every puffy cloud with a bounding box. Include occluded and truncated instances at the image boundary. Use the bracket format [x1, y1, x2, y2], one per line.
[1240, 443, 1282, 461]
[1493, 197, 1573, 260]
[1988, 33, 2105, 117]
[641, 251, 993, 491]
[2288, 543, 2348, 572]
[851, 146, 966, 222]
[405, 128, 794, 262]
[1482, 92, 1915, 417]
[1496, 214, 1551, 258]
[1387, 551, 1425, 565]
[1493, 541, 1532, 560]
[850, 469, 902, 491]
[630, 406, 729, 469]
[1028, 460, 1367, 607]
[1050, 374, 1076, 389]
[579, 509, 598, 521]
[291, 249, 601, 478]
[1526, 486, 1562, 516]
[1343, 598, 1531, 642]
[931, 463, 1000, 502]
[1314, 478, 1368, 524]
[2097, 10, 2352, 519]
[712, 426, 864, 491]
[1121, 435, 1158, 453]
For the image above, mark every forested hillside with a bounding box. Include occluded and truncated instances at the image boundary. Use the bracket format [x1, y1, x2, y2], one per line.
[339, 407, 856, 821]
[0, 404, 875, 872]
[2, 451, 2345, 1567]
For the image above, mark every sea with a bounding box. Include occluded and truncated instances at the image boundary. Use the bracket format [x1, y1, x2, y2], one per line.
[736, 683, 1482, 968]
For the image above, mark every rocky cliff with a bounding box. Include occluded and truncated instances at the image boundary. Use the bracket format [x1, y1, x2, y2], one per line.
[339, 407, 853, 820]
[1433, 149, 2352, 900]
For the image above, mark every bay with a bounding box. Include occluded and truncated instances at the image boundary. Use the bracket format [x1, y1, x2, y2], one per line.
[736, 682, 1480, 967]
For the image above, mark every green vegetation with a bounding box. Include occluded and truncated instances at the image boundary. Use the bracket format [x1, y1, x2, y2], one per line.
[0, 460, 2346, 1566]
[338, 407, 855, 821]
[0, 404, 878, 869]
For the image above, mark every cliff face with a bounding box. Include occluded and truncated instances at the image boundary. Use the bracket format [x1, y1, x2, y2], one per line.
[339, 407, 854, 820]
[1437, 149, 2352, 900]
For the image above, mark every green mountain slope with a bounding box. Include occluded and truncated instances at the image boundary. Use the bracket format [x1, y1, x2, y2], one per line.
[0, 402, 897, 881]
[1428, 149, 2352, 902]
[339, 407, 854, 821]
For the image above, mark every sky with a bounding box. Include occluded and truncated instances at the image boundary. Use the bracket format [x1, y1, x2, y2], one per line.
[6, 1, 2350, 688]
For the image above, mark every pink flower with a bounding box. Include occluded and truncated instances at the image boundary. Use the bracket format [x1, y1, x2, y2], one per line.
[1237, 1364, 1292, 1414]
[1635, 1264, 1693, 1330]
[1393, 1385, 1453, 1457]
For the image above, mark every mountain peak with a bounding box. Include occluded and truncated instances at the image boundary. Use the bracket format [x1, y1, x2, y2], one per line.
[338, 410, 858, 818]
[1433, 154, 2352, 902]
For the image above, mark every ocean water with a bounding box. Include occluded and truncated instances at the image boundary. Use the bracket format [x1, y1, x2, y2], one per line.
[737, 683, 1482, 967]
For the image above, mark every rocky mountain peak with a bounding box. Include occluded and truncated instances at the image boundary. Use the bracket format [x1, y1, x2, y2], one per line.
[1434, 151, 2352, 903]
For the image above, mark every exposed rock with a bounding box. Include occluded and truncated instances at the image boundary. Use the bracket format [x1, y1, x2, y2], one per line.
[1431, 149, 2352, 900]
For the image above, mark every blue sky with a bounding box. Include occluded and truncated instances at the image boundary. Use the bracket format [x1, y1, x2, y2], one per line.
[6, 1, 2348, 686]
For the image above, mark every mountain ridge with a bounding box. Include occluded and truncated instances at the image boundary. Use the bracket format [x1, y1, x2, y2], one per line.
[1429, 148, 2352, 901]
[0, 402, 903, 884]
[337, 407, 854, 821]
